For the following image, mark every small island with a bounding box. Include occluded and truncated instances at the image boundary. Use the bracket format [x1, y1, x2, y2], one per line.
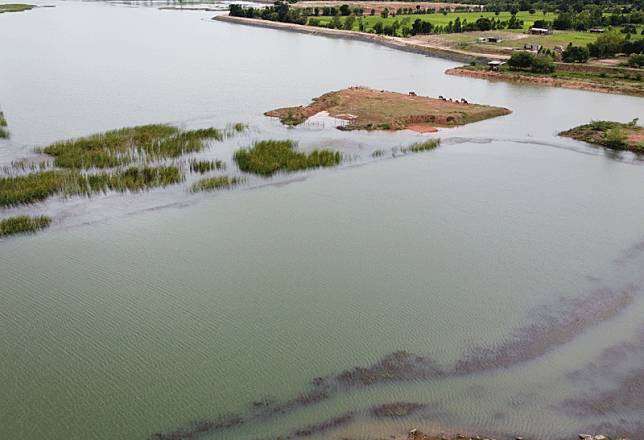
[265, 87, 511, 132]
[559, 119, 643, 153]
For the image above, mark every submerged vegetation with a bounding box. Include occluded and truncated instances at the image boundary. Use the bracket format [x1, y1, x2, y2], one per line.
[559, 119, 643, 153]
[0, 215, 51, 237]
[43, 124, 222, 169]
[0, 166, 183, 207]
[401, 139, 441, 153]
[191, 176, 245, 192]
[233, 140, 342, 176]
[189, 159, 225, 174]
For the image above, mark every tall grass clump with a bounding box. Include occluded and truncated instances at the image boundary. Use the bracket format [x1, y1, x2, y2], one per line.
[43, 124, 221, 169]
[233, 140, 342, 176]
[402, 139, 441, 153]
[371, 149, 386, 158]
[83, 166, 184, 193]
[189, 159, 225, 174]
[0, 170, 78, 207]
[0, 166, 184, 206]
[0, 111, 8, 138]
[190, 176, 245, 192]
[0, 215, 51, 237]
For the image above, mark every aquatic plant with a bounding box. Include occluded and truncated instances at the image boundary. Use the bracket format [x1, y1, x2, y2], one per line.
[0, 170, 77, 207]
[0, 215, 51, 237]
[371, 149, 386, 158]
[43, 124, 221, 169]
[401, 138, 441, 153]
[233, 140, 341, 176]
[189, 159, 225, 174]
[190, 176, 244, 192]
[0, 166, 183, 206]
[0, 111, 8, 138]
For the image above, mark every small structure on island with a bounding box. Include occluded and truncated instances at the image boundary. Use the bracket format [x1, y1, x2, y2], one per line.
[524, 43, 542, 51]
[528, 27, 550, 35]
[487, 60, 505, 71]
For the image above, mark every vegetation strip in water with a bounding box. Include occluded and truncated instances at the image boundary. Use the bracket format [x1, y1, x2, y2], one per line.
[0, 3, 34, 13]
[42, 124, 222, 169]
[401, 139, 441, 153]
[265, 87, 511, 131]
[190, 176, 245, 192]
[233, 140, 342, 176]
[0, 215, 51, 237]
[0, 111, 8, 138]
[0, 166, 183, 207]
[189, 159, 225, 174]
[559, 119, 644, 153]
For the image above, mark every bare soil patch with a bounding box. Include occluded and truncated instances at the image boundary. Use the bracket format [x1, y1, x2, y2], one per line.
[265, 87, 511, 131]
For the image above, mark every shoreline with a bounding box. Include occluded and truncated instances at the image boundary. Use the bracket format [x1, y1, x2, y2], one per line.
[445, 67, 644, 97]
[213, 15, 500, 63]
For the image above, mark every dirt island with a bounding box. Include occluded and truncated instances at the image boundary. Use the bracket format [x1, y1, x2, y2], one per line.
[265, 87, 511, 132]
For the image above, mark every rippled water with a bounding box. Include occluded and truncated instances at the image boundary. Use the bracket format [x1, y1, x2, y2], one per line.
[1, 2, 644, 440]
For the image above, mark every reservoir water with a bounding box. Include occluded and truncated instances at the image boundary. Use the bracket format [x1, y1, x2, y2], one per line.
[1, 2, 643, 439]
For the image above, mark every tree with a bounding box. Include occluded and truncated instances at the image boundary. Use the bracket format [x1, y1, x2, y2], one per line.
[562, 44, 590, 63]
[508, 51, 535, 69]
[530, 54, 555, 73]
[343, 15, 355, 30]
[339, 4, 351, 16]
[587, 30, 626, 58]
[373, 21, 384, 34]
[381, 8, 389, 18]
[476, 17, 492, 31]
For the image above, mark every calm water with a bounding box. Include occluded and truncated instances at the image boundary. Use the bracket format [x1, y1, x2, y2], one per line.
[1, 2, 644, 440]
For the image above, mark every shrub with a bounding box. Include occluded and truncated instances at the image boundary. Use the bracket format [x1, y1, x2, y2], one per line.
[530, 54, 555, 73]
[627, 53, 644, 68]
[562, 45, 590, 63]
[508, 51, 534, 70]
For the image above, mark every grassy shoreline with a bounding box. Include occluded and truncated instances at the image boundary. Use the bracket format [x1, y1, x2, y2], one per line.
[0, 3, 34, 13]
[446, 65, 644, 97]
[559, 120, 643, 153]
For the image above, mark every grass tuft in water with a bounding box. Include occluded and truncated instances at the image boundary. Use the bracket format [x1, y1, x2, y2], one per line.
[190, 176, 245, 192]
[233, 140, 341, 176]
[401, 139, 441, 153]
[0, 166, 184, 207]
[43, 124, 222, 169]
[189, 159, 225, 174]
[0, 215, 51, 237]
[0, 111, 8, 138]
[371, 149, 386, 158]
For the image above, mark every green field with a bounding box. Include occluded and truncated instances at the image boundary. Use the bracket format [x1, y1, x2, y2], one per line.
[0, 3, 35, 13]
[311, 10, 547, 33]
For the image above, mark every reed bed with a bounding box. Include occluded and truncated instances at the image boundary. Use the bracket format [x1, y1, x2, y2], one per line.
[0, 166, 183, 207]
[190, 176, 245, 192]
[233, 140, 342, 176]
[0, 111, 8, 138]
[401, 139, 441, 153]
[371, 149, 386, 158]
[189, 159, 225, 174]
[43, 124, 222, 169]
[0, 215, 51, 237]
